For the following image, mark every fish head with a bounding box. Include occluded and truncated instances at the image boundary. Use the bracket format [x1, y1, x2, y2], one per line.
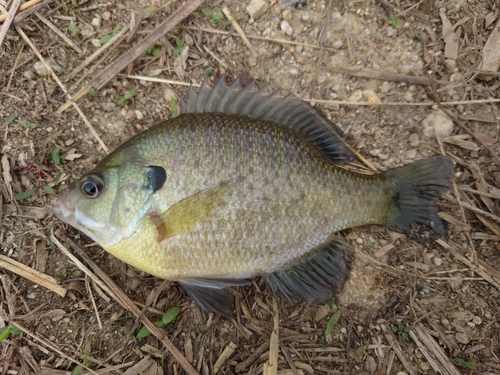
[53, 162, 167, 246]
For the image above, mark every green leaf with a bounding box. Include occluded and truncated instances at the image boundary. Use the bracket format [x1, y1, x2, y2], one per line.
[325, 310, 341, 336]
[327, 298, 335, 310]
[455, 358, 476, 370]
[201, 8, 214, 17]
[173, 37, 184, 57]
[143, 6, 157, 17]
[7, 115, 17, 124]
[0, 327, 11, 342]
[146, 45, 162, 56]
[136, 326, 152, 339]
[197, 325, 208, 332]
[228, 29, 235, 36]
[51, 148, 63, 165]
[71, 365, 84, 375]
[13, 43, 22, 54]
[9, 326, 21, 335]
[89, 89, 98, 97]
[99, 34, 112, 45]
[388, 15, 401, 28]
[69, 21, 78, 36]
[15, 190, 34, 201]
[117, 91, 138, 105]
[162, 306, 180, 325]
[43, 185, 55, 195]
[18, 119, 38, 128]
[170, 97, 178, 118]
[237, 38, 243, 46]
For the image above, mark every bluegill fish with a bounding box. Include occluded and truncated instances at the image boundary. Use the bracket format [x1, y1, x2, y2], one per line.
[53, 76, 454, 316]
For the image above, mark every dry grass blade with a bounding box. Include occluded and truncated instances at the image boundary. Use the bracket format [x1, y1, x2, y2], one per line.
[0, 254, 66, 297]
[16, 26, 109, 153]
[0, 0, 42, 23]
[52, 234, 200, 375]
[222, 7, 257, 57]
[35, 13, 83, 54]
[331, 67, 432, 86]
[379, 322, 418, 375]
[409, 324, 461, 375]
[437, 239, 500, 291]
[0, 0, 22, 47]
[482, 19, 500, 72]
[57, 0, 207, 113]
[68, 25, 129, 81]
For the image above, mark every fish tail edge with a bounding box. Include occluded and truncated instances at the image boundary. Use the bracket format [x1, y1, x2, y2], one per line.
[383, 155, 454, 236]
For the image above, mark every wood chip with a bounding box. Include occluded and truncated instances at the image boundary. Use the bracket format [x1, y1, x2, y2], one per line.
[440, 11, 461, 59]
[264, 299, 279, 375]
[213, 341, 237, 374]
[442, 135, 479, 151]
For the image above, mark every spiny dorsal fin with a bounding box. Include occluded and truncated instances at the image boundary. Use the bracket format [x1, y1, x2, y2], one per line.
[180, 75, 354, 164]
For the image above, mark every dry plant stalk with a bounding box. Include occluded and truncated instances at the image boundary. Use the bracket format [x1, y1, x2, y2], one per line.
[0, 0, 42, 23]
[0, 254, 66, 297]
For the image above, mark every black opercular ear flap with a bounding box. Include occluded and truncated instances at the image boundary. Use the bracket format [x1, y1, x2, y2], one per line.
[146, 166, 167, 192]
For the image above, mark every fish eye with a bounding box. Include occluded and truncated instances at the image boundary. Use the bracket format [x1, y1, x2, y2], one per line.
[80, 174, 105, 198]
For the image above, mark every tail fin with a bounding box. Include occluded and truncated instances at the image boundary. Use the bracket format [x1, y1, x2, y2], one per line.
[383, 156, 454, 235]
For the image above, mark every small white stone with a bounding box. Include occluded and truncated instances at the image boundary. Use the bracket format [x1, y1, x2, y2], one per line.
[246, 0, 268, 20]
[421, 109, 454, 138]
[91, 16, 101, 29]
[281, 20, 293, 36]
[33, 60, 61, 75]
[378, 153, 389, 160]
[135, 110, 144, 120]
[333, 40, 343, 49]
[65, 139, 75, 146]
[433, 257, 443, 266]
[290, 68, 299, 75]
[405, 149, 417, 159]
[455, 332, 470, 344]
[472, 316, 482, 325]
[370, 149, 380, 157]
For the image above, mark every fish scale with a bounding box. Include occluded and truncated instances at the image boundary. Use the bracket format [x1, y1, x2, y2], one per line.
[54, 76, 454, 316]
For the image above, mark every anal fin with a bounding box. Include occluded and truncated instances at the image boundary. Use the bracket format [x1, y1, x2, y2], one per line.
[264, 236, 353, 305]
[178, 278, 251, 317]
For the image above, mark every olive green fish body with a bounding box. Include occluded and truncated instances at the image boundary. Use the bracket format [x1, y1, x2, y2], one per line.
[54, 76, 453, 316]
[100, 113, 388, 280]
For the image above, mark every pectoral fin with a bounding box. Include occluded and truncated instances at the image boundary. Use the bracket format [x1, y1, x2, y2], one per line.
[153, 181, 233, 241]
[178, 278, 252, 317]
[264, 235, 353, 305]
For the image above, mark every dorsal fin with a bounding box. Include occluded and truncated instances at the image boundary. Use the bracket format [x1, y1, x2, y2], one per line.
[180, 75, 354, 164]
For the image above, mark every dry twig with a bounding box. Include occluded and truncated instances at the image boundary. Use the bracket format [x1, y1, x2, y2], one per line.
[222, 7, 257, 58]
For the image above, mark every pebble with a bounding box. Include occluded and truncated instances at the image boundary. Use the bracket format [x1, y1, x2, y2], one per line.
[365, 355, 377, 373]
[472, 316, 482, 325]
[290, 68, 299, 75]
[455, 332, 470, 344]
[363, 90, 380, 103]
[405, 149, 417, 159]
[108, 120, 127, 135]
[80, 23, 95, 38]
[433, 256, 443, 266]
[91, 16, 101, 29]
[282, 9, 292, 21]
[33, 60, 61, 75]
[102, 102, 116, 112]
[317, 74, 327, 84]
[370, 149, 380, 157]
[163, 88, 176, 102]
[408, 133, 419, 147]
[65, 139, 75, 146]
[449, 72, 462, 83]
[23, 70, 36, 80]
[387, 26, 396, 37]
[444, 59, 456, 72]
[135, 110, 144, 120]
[184, 33, 194, 46]
[333, 40, 343, 49]
[403, 91, 413, 102]
[348, 90, 363, 102]
[281, 20, 293, 36]
[378, 153, 389, 160]
[422, 109, 454, 138]
[246, 0, 268, 20]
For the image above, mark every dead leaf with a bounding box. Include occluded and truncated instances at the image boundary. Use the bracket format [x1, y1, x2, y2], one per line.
[483, 19, 500, 72]
[440, 11, 461, 59]
[443, 135, 479, 151]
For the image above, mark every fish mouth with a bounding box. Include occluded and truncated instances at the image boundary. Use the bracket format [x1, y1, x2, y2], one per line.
[53, 190, 73, 220]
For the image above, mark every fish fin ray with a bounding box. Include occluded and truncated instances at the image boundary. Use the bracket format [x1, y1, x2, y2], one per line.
[182, 75, 355, 164]
[384, 155, 454, 236]
[264, 236, 353, 305]
[157, 181, 234, 239]
[178, 278, 251, 317]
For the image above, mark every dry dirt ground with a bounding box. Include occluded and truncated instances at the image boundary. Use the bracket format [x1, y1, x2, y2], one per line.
[1, 0, 500, 374]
